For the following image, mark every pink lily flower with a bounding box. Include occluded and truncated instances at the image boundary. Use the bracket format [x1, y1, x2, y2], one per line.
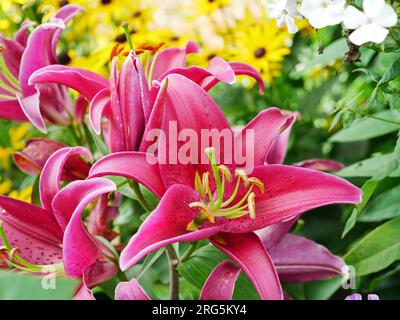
[28, 41, 264, 152]
[0, 5, 84, 131]
[88, 74, 362, 300]
[13, 137, 90, 180]
[0, 146, 117, 295]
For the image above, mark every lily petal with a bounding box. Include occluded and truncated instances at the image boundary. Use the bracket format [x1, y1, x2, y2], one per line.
[219, 165, 362, 233]
[0, 100, 28, 122]
[29, 65, 109, 100]
[269, 234, 345, 283]
[115, 278, 151, 300]
[151, 41, 199, 81]
[157, 57, 236, 91]
[40, 147, 93, 212]
[266, 111, 298, 164]
[0, 195, 63, 265]
[156, 74, 233, 188]
[211, 232, 283, 300]
[293, 159, 345, 171]
[89, 152, 166, 199]
[59, 178, 116, 277]
[89, 88, 111, 135]
[229, 62, 265, 93]
[120, 184, 222, 270]
[200, 260, 241, 300]
[13, 138, 66, 177]
[235, 108, 295, 169]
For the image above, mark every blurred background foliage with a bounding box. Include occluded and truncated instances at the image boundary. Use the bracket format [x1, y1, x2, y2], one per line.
[1, 0, 400, 300]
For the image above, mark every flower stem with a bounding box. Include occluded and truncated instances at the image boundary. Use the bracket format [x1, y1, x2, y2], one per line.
[166, 246, 179, 300]
[181, 242, 198, 262]
[129, 180, 152, 212]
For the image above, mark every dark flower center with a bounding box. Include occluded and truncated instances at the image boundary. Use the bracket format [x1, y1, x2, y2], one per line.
[57, 51, 71, 65]
[254, 47, 266, 58]
[101, 0, 112, 5]
[58, 0, 69, 7]
[133, 11, 142, 18]
[207, 53, 216, 61]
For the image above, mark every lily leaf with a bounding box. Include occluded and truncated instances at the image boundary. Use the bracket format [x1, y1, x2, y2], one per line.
[177, 245, 259, 300]
[344, 217, 400, 276]
[0, 272, 78, 300]
[330, 110, 400, 143]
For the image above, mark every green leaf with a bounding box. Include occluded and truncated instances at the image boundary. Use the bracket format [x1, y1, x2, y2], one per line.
[0, 272, 78, 300]
[303, 277, 342, 300]
[377, 55, 400, 87]
[342, 209, 358, 239]
[360, 185, 400, 222]
[337, 153, 400, 178]
[87, 124, 109, 157]
[344, 217, 400, 276]
[329, 110, 400, 143]
[177, 245, 259, 300]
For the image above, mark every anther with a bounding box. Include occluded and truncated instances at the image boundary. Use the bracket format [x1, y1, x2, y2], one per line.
[235, 169, 249, 186]
[8, 247, 21, 262]
[248, 177, 265, 193]
[218, 165, 232, 183]
[202, 171, 211, 195]
[247, 193, 256, 220]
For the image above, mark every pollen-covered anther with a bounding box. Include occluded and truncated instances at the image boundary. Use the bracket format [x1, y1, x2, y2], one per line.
[247, 192, 256, 220]
[202, 171, 211, 195]
[248, 177, 265, 193]
[189, 202, 215, 223]
[218, 165, 232, 183]
[0, 245, 8, 254]
[8, 247, 22, 262]
[235, 169, 249, 186]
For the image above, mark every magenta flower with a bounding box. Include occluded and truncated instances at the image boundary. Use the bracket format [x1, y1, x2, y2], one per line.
[0, 5, 85, 131]
[88, 74, 362, 300]
[0, 146, 117, 295]
[13, 137, 90, 180]
[28, 41, 263, 152]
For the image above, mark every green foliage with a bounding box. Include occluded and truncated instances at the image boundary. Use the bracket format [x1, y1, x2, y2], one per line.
[0, 272, 78, 300]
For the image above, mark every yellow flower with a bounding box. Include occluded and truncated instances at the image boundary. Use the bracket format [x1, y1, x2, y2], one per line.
[0, 177, 12, 195]
[191, 0, 232, 15]
[0, 147, 12, 171]
[229, 15, 292, 83]
[10, 123, 30, 150]
[9, 186, 32, 203]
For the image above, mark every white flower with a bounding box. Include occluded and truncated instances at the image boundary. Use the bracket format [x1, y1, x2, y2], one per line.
[299, 0, 346, 29]
[343, 0, 398, 46]
[268, 0, 303, 34]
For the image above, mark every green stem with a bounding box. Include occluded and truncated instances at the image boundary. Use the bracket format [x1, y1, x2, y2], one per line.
[181, 242, 198, 262]
[129, 180, 152, 211]
[121, 22, 134, 51]
[166, 246, 179, 300]
[359, 112, 400, 126]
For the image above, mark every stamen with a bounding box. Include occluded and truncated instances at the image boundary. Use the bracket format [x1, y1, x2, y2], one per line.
[218, 165, 232, 183]
[189, 202, 215, 223]
[0, 220, 65, 276]
[248, 177, 265, 193]
[235, 169, 249, 186]
[195, 171, 204, 199]
[248, 192, 256, 219]
[187, 149, 265, 230]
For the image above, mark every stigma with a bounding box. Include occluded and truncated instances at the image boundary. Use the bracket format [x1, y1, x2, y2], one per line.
[187, 147, 264, 231]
